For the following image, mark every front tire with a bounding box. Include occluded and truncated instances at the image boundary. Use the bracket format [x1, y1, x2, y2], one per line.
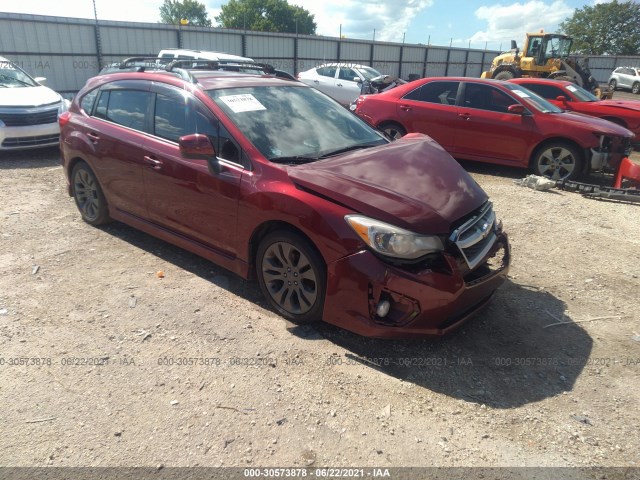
[256, 231, 326, 324]
[609, 79, 617, 91]
[532, 142, 583, 181]
[632, 82, 640, 95]
[71, 162, 110, 225]
[494, 70, 515, 81]
[381, 122, 406, 141]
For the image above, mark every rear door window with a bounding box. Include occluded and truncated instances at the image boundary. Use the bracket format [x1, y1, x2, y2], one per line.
[105, 90, 151, 131]
[403, 81, 460, 105]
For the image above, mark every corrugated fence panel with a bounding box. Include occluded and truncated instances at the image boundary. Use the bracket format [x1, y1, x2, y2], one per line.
[0, 18, 96, 54]
[6, 54, 88, 92]
[100, 26, 174, 55]
[182, 31, 243, 55]
[340, 42, 370, 62]
[297, 38, 337, 61]
[246, 35, 295, 59]
[403, 47, 426, 63]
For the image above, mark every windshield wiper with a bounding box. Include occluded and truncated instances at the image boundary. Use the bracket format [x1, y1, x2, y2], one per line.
[270, 155, 318, 165]
[0, 73, 31, 87]
[318, 141, 384, 159]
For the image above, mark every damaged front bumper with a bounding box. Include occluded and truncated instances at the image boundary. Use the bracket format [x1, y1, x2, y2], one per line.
[589, 134, 633, 173]
[322, 229, 510, 339]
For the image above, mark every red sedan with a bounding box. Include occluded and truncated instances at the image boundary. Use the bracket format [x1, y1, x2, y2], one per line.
[509, 78, 640, 144]
[354, 77, 634, 180]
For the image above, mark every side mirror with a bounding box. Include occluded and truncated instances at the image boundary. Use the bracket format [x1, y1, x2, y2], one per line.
[354, 77, 362, 83]
[179, 134, 215, 159]
[510, 40, 518, 50]
[556, 95, 569, 103]
[34, 76, 47, 85]
[507, 104, 526, 115]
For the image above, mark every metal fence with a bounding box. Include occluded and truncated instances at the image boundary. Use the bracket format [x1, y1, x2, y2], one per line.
[0, 12, 500, 93]
[1, 12, 639, 95]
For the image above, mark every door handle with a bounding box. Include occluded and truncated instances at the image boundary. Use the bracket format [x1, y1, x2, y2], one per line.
[144, 155, 163, 170]
[336, 83, 343, 87]
[458, 113, 471, 120]
[313, 80, 319, 84]
[87, 132, 99, 143]
[399, 105, 412, 112]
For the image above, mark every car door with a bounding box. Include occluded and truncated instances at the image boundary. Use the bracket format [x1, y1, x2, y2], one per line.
[620, 68, 633, 89]
[334, 66, 362, 105]
[83, 81, 152, 219]
[142, 84, 243, 256]
[395, 80, 460, 150]
[452, 82, 533, 164]
[310, 66, 338, 98]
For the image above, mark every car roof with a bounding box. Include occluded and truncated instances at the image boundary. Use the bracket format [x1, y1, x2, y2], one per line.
[508, 78, 574, 87]
[85, 68, 304, 94]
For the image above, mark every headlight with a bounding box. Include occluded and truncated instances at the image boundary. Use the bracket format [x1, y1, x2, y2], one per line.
[345, 215, 444, 260]
[58, 98, 70, 116]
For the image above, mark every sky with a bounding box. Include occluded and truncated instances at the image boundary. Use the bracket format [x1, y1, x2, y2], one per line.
[0, 0, 611, 50]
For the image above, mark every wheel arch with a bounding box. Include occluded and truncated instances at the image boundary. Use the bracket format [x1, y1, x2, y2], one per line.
[600, 116, 627, 129]
[247, 221, 325, 281]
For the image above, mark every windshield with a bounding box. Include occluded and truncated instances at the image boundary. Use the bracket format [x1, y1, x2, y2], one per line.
[0, 59, 38, 88]
[564, 83, 599, 102]
[502, 83, 563, 113]
[543, 36, 572, 59]
[355, 66, 383, 81]
[207, 85, 387, 161]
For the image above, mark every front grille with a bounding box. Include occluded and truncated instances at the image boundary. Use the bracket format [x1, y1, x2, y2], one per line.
[449, 202, 497, 270]
[2, 134, 59, 147]
[0, 105, 59, 126]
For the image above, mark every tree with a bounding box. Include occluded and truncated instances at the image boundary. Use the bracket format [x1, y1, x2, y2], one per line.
[559, 0, 640, 55]
[215, 0, 316, 35]
[159, 0, 212, 27]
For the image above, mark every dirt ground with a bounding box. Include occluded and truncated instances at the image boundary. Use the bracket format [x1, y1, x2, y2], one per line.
[0, 137, 639, 472]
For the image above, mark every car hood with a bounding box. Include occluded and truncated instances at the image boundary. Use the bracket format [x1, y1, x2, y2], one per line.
[596, 99, 640, 113]
[0, 85, 62, 107]
[288, 134, 488, 234]
[555, 111, 635, 137]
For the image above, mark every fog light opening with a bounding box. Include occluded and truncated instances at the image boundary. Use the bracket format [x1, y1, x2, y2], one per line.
[376, 300, 391, 318]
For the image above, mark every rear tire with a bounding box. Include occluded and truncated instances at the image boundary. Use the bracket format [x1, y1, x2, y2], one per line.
[609, 79, 617, 91]
[532, 142, 583, 181]
[632, 82, 640, 95]
[380, 122, 406, 141]
[71, 162, 110, 225]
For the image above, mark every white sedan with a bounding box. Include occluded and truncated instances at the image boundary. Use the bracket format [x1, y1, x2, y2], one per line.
[0, 55, 69, 150]
[297, 63, 383, 106]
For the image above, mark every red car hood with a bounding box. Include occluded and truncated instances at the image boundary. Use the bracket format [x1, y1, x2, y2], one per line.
[560, 111, 635, 137]
[596, 99, 640, 113]
[288, 134, 488, 234]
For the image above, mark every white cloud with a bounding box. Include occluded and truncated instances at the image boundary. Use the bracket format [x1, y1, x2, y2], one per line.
[290, 0, 434, 42]
[470, 1, 574, 47]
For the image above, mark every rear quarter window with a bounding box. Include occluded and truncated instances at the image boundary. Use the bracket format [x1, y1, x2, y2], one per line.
[80, 89, 99, 114]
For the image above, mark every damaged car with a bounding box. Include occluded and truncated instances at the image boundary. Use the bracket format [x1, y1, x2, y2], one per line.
[354, 77, 634, 180]
[59, 64, 509, 338]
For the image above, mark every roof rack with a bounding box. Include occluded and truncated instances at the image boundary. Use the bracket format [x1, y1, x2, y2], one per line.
[111, 57, 280, 84]
[166, 59, 276, 75]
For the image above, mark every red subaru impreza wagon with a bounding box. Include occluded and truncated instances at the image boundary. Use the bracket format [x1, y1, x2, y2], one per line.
[59, 62, 509, 338]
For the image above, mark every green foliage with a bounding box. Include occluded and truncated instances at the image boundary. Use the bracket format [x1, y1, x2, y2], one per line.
[215, 0, 316, 35]
[159, 0, 212, 27]
[560, 0, 640, 55]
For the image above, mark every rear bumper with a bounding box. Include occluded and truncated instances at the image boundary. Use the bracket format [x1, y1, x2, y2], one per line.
[323, 232, 510, 338]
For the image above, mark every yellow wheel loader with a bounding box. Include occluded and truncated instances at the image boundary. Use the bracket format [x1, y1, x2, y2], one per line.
[481, 32, 613, 99]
